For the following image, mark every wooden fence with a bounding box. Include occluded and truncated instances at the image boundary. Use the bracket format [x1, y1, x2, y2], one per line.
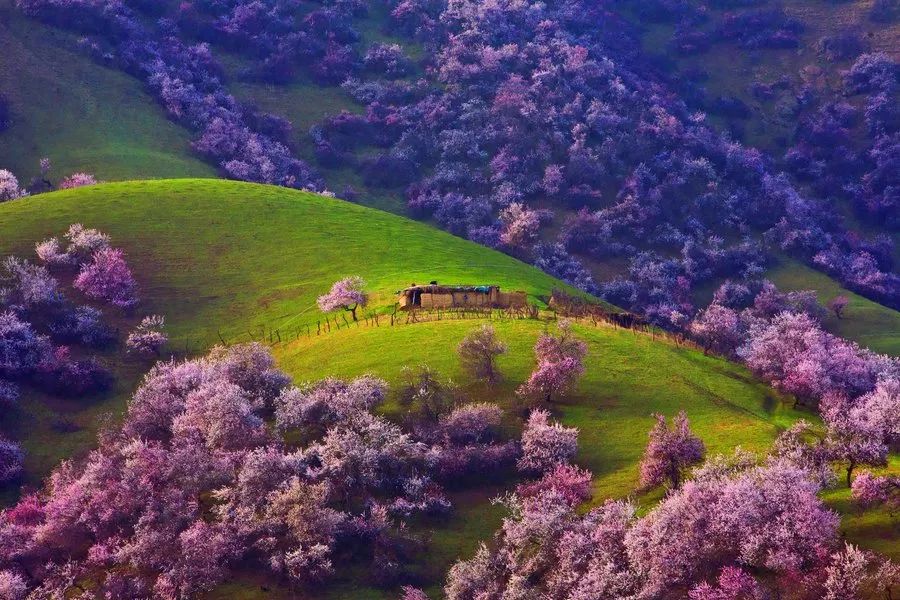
[168, 300, 701, 357]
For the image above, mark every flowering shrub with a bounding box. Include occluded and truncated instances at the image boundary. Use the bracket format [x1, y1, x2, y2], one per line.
[126, 315, 167, 356]
[48, 305, 115, 348]
[0, 170, 26, 202]
[58, 172, 97, 189]
[0, 311, 53, 379]
[74, 247, 138, 308]
[1, 257, 60, 308]
[517, 409, 578, 474]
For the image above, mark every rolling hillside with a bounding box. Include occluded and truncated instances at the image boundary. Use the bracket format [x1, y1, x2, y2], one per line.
[1, 180, 894, 598]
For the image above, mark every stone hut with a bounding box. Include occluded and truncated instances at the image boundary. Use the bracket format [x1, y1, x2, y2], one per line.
[397, 283, 527, 310]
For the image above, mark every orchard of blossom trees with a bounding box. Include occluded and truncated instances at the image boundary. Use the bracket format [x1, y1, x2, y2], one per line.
[432, 451, 899, 599]
[0, 224, 160, 486]
[0, 343, 526, 597]
[686, 278, 899, 499]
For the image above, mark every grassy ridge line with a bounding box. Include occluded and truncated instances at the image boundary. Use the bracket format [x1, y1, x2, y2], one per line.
[0, 180, 583, 345]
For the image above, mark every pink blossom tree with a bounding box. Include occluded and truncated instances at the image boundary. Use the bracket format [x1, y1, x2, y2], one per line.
[851, 471, 899, 514]
[457, 324, 507, 383]
[0, 570, 27, 600]
[58, 172, 97, 189]
[518, 321, 587, 404]
[516, 463, 592, 506]
[275, 375, 387, 432]
[439, 402, 503, 445]
[823, 544, 876, 600]
[517, 409, 579, 474]
[828, 295, 849, 319]
[2, 256, 59, 307]
[499, 202, 542, 250]
[824, 408, 889, 487]
[689, 304, 742, 356]
[126, 315, 167, 356]
[0, 169, 25, 201]
[317, 276, 368, 321]
[638, 411, 705, 490]
[74, 247, 138, 308]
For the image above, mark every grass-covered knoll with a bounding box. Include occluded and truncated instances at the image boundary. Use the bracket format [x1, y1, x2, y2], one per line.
[770, 259, 900, 356]
[0, 0, 213, 181]
[0, 179, 576, 481]
[0, 179, 574, 346]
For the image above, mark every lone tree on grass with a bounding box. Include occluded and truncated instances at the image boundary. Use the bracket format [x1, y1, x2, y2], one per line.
[318, 276, 368, 322]
[828, 295, 849, 319]
[639, 411, 705, 491]
[457, 324, 508, 383]
[518, 320, 586, 404]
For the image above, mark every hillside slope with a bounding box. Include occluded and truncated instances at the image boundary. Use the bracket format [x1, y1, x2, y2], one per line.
[0, 179, 584, 482]
[6, 180, 882, 598]
[0, 0, 213, 181]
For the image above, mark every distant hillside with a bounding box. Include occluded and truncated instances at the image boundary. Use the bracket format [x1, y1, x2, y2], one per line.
[0, 0, 212, 181]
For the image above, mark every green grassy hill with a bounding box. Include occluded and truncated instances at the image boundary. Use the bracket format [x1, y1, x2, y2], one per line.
[0, 179, 583, 483]
[1, 180, 894, 598]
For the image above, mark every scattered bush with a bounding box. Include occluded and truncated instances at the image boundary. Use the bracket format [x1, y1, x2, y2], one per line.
[58, 172, 97, 189]
[457, 324, 507, 383]
[74, 247, 138, 308]
[126, 315, 167, 356]
[0, 436, 24, 483]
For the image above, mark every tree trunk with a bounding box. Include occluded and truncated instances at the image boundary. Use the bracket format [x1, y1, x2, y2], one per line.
[349, 304, 358, 322]
[846, 460, 856, 488]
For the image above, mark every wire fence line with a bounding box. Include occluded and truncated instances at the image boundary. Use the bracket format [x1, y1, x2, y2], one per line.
[166, 302, 700, 357]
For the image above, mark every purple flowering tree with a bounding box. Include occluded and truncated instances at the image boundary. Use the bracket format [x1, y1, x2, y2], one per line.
[638, 411, 706, 490]
[317, 276, 368, 322]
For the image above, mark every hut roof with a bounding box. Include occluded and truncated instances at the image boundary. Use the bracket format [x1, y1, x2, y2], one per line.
[397, 284, 497, 294]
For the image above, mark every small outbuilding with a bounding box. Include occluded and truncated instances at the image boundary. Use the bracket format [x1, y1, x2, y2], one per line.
[397, 283, 527, 310]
